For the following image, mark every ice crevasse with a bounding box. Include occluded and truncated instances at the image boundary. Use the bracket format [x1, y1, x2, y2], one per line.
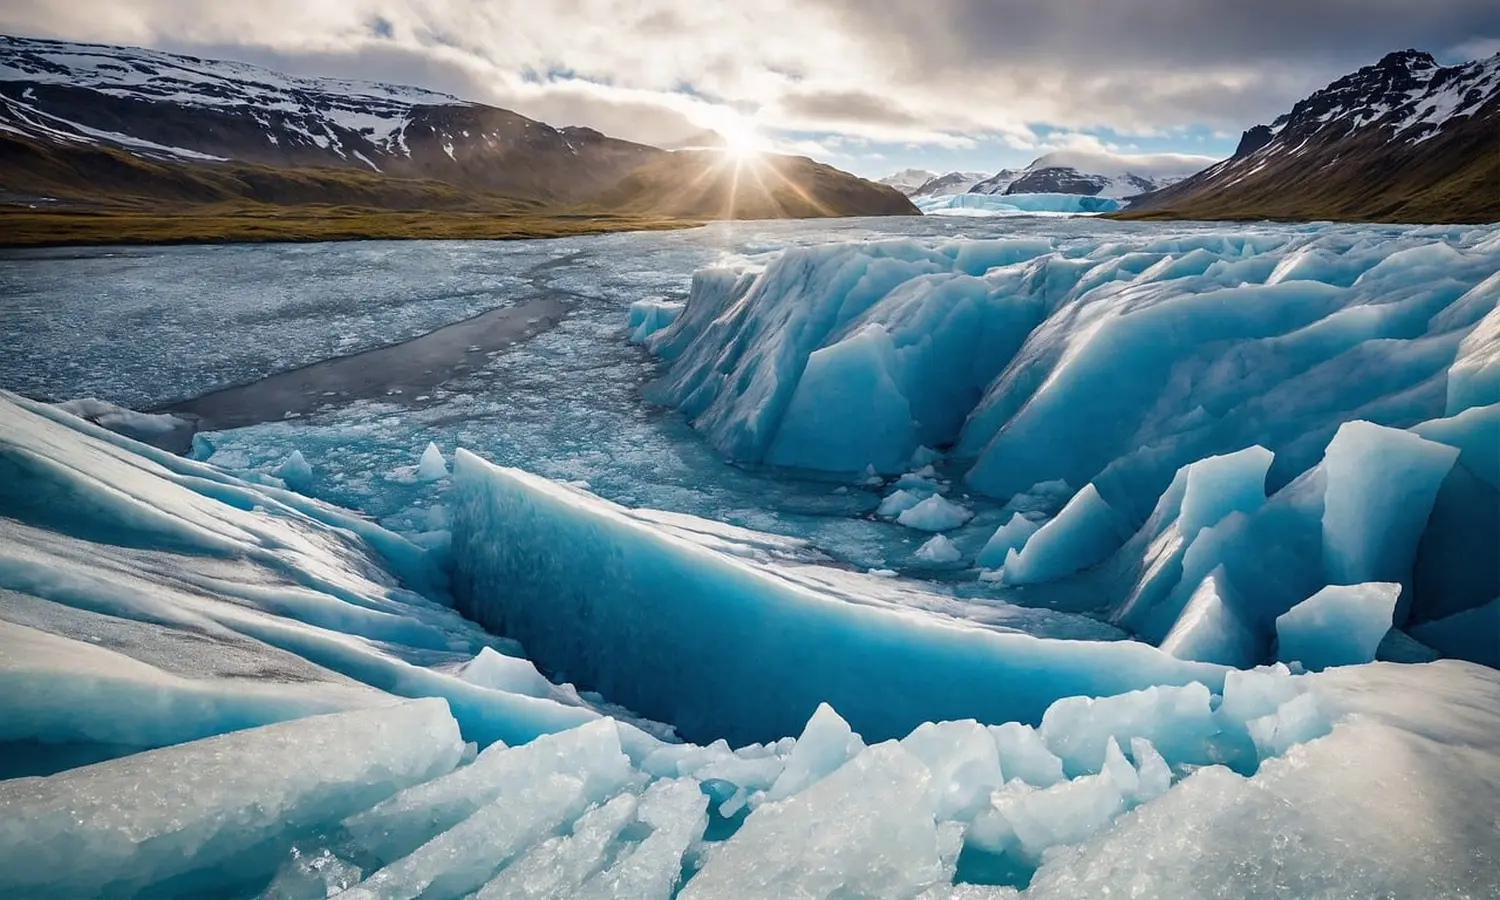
[639, 227, 1500, 652]
[2, 365, 1500, 895]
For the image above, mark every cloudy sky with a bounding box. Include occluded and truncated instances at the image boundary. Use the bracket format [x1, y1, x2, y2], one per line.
[4, 0, 1498, 177]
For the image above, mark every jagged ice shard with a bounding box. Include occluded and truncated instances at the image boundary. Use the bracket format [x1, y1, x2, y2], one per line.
[3, 219, 1500, 897]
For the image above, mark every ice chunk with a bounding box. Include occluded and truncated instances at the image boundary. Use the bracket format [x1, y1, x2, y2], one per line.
[897, 494, 974, 532]
[459, 647, 554, 698]
[1100, 736, 1139, 797]
[53, 397, 198, 454]
[416, 442, 449, 481]
[914, 534, 962, 564]
[1275, 582, 1400, 670]
[1245, 692, 1330, 759]
[765, 703, 864, 801]
[341, 719, 634, 899]
[900, 719, 1005, 821]
[987, 722, 1065, 788]
[0, 700, 462, 899]
[571, 777, 709, 899]
[1447, 300, 1500, 414]
[1158, 566, 1261, 667]
[975, 513, 1040, 569]
[1003, 484, 1133, 585]
[877, 488, 924, 518]
[681, 742, 951, 899]
[910, 445, 943, 467]
[472, 792, 638, 899]
[272, 448, 313, 489]
[1129, 737, 1171, 802]
[1176, 446, 1273, 541]
[1320, 422, 1457, 593]
[1216, 663, 1302, 726]
[766, 323, 918, 473]
[626, 298, 684, 344]
[1040, 682, 1217, 776]
[344, 718, 623, 865]
[968, 771, 1125, 862]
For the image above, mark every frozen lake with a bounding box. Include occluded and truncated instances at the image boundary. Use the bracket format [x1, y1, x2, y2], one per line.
[0, 216, 1443, 575]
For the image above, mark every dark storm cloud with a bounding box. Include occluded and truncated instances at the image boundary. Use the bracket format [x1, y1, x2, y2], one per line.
[811, 0, 1500, 127]
[780, 89, 924, 127]
[819, 0, 1500, 69]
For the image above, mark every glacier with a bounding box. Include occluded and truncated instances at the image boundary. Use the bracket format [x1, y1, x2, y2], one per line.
[915, 193, 1123, 217]
[2, 217, 1499, 897]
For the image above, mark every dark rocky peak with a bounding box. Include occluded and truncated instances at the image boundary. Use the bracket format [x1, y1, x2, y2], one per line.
[1271, 49, 1443, 134]
[1234, 124, 1275, 157]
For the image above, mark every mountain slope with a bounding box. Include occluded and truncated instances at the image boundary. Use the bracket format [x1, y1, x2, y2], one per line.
[1127, 50, 1500, 222]
[878, 168, 938, 194]
[589, 151, 917, 219]
[0, 34, 910, 225]
[969, 150, 1213, 199]
[909, 171, 989, 197]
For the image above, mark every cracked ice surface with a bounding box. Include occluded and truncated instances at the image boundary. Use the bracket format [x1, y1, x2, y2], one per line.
[1, 217, 1498, 897]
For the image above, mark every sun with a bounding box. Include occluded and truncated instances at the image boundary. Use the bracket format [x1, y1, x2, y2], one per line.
[713, 115, 768, 161]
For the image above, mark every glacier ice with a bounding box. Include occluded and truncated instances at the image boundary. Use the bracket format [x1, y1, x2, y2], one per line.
[5, 218, 1500, 898]
[1275, 583, 1401, 670]
[1319, 422, 1456, 594]
[627, 298, 684, 344]
[1000, 485, 1132, 585]
[976, 513, 1040, 570]
[898, 494, 974, 532]
[915, 534, 963, 564]
[52, 397, 197, 453]
[448, 451, 1224, 745]
[1158, 567, 1259, 667]
[680, 742, 955, 900]
[275, 448, 314, 488]
[915, 193, 1123, 216]
[0, 699, 463, 898]
[879, 488, 926, 518]
[417, 441, 449, 481]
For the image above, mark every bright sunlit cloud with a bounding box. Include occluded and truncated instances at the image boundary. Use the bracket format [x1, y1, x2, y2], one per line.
[1, 0, 1497, 175]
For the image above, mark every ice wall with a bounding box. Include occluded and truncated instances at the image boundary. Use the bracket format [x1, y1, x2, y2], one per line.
[0, 393, 660, 774]
[449, 451, 1223, 746]
[916, 193, 1123, 216]
[640, 227, 1500, 642]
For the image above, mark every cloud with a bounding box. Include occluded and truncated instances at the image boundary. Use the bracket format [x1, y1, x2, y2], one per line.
[2, 0, 1496, 159]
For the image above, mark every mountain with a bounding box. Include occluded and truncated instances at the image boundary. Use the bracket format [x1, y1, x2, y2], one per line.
[1127, 50, 1500, 222]
[966, 168, 1022, 195]
[968, 150, 1214, 199]
[0, 35, 914, 229]
[590, 151, 917, 219]
[878, 168, 938, 194]
[909, 171, 989, 197]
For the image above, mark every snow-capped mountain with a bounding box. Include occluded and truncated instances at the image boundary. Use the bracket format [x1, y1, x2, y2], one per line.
[0, 34, 914, 218]
[0, 35, 662, 202]
[909, 171, 989, 197]
[878, 168, 938, 194]
[968, 150, 1214, 200]
[1132, 49, 1500, 221]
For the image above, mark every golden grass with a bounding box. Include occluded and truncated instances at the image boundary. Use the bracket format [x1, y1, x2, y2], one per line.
[0, 205, 698, 248]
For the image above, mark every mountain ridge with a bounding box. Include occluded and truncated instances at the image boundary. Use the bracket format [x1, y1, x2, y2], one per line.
[0, 34, 915, 229]
[1125, 49, 1500, 222]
